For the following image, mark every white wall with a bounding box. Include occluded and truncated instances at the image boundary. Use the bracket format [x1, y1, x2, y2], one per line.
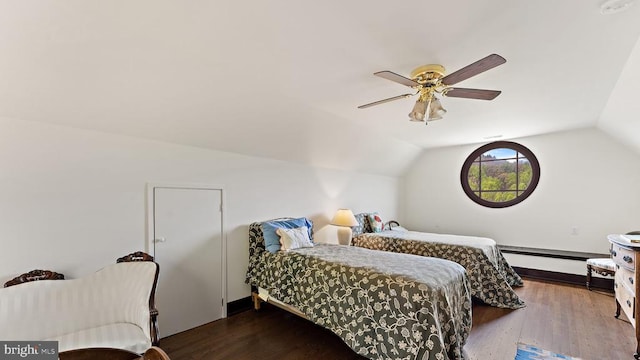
[598, 35, 640, 156]
[0, 116, 400, 301]
[402, 128, 640, 274]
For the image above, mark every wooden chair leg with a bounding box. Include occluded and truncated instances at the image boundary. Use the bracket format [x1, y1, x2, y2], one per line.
[586, 264, 593, 291]
[252, 292, 262, 311]
[142, 346, 170, 360]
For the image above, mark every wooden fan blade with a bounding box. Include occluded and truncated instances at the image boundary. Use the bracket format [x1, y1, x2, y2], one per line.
[444, 88, 502, 100]
[441, 54, 506, 86]
[374, 71, 421, 87]
[358, 93, 414, 109]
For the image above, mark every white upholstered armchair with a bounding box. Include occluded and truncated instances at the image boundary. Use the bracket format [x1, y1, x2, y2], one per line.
[0, 258, 159, 353]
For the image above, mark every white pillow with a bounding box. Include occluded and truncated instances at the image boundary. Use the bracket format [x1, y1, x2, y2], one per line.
[389, 225, 409, 232]
[276, 226, 314, 251]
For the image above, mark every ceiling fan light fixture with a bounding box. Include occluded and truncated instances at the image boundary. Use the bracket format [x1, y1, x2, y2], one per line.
[427, 97, 447, 121]
[408, 99, 428, 122]
[359, 54, 506, 126]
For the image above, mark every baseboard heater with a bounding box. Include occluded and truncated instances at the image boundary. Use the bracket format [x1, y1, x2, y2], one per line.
[513, 266, 613, 291]
[498, 245, 613, 291]
[498, 245, 609, 261]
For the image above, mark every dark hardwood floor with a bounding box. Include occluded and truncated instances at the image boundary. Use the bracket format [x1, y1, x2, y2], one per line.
[160, 279, 636, 360]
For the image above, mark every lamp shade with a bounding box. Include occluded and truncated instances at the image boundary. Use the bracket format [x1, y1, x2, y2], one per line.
[408, 99, 428, 122]
[331, 209, 358, 227]
[427, 97, 447, 121]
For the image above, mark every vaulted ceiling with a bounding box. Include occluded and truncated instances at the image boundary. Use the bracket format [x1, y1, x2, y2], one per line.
[1, 0, 639, 176]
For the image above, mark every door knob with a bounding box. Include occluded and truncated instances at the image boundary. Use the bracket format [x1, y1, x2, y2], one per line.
[154, 237, 166, 243]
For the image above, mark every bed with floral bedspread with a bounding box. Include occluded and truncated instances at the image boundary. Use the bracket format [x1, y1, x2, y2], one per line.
[352, 228, 524, 309]
[245, 220, 472, 360]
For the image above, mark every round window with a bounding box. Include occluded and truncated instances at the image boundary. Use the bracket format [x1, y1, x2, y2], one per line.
[460, 141, 540, 208]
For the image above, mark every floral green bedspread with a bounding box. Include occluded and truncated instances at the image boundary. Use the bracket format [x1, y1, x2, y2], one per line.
[246, 221, 472, 360]
[352, 230, 525, 309]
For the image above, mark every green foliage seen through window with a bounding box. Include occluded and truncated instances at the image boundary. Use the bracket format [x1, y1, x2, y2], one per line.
[461, 142, 540, 208]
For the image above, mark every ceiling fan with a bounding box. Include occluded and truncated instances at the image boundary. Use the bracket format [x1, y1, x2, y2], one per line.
[358, 54, 506, 123]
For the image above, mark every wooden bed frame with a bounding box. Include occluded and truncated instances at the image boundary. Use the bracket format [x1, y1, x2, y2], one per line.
[251, 286, 307, 318]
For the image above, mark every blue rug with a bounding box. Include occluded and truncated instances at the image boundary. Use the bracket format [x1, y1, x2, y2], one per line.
[515, 343, 582, 360]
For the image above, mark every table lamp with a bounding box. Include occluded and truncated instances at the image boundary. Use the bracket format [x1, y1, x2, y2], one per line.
[331, 209, 358, 245]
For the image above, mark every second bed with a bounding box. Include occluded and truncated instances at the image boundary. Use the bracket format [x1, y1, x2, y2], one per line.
[352, 215, 524, 309]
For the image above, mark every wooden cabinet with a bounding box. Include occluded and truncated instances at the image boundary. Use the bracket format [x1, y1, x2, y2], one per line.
[609, 234, 640, 359]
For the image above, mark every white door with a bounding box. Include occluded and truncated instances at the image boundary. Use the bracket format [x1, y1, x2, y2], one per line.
[152, 186, 224, 337]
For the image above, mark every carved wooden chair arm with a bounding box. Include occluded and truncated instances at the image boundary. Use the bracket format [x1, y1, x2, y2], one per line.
[117, 251, 155, 263]
[150, 308, 160, 346]
[4, 269, 65, 288]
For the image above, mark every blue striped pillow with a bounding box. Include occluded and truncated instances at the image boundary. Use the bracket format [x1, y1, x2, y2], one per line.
[261, 218, 313, 253]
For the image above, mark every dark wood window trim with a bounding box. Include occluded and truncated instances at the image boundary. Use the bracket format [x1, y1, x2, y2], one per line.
[460, 141, 540, 208]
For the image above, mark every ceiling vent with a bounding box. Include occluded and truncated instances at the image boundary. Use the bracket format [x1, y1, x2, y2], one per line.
[600, 0, 636, 14]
